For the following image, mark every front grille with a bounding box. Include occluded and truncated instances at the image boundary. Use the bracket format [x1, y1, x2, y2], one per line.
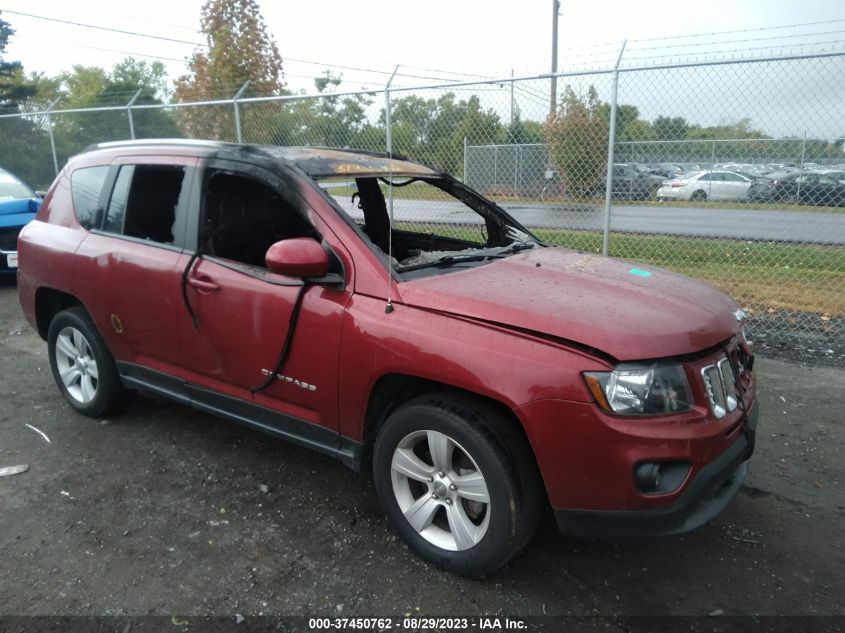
[0, 226, 21, 251]
[701, 339, 753, 420]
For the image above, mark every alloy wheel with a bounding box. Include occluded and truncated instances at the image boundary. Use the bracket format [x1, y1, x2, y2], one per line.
[54, 326, 99, 404]
[390, 429, 491, 551]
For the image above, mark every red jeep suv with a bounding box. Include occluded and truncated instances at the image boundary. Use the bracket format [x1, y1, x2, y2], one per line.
[17, 140, 758, 574]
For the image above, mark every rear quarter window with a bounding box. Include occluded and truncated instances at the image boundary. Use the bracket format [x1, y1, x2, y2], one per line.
[71, 166, 110, 229]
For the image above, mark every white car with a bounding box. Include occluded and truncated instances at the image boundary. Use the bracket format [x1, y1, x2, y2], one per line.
[656, 170, 753, 202]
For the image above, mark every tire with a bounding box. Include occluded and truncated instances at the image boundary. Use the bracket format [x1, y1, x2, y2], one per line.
[690, 190, 707, 201]
[372, 393, 542, 575]
[47, 307, 133, 417]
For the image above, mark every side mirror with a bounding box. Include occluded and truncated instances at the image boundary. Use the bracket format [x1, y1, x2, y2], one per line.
[265, 237, 330, 278]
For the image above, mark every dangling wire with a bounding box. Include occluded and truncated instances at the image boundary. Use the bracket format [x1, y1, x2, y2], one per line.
[250, 283, 309, 395]
[180, 250, 202, 329]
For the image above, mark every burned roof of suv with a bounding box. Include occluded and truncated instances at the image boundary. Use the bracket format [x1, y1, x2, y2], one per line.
[84, 139, 438, 178]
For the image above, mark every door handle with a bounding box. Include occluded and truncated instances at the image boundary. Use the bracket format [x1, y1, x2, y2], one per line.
[187, 276, 220, 292]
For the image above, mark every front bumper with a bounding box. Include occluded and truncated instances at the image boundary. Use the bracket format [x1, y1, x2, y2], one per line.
[553, 400, 759, 538]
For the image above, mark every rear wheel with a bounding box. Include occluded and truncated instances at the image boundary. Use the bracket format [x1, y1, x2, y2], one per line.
[690, 190, 707, 201]
[373, 393, 542, 575]
[47, 307, 133, 417]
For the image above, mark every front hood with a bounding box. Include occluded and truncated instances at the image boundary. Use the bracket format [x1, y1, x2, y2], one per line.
[0, 198, 40, 218]
[398, 247, 741, 361]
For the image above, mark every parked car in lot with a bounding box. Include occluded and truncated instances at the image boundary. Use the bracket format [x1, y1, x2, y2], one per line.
[18, 140, 758, 574]
[590, 164, 653, 200]
[629, 163, 670, 191]
[748, 171, 845, 206]
[0, 167, 42, 275]
[656, 170, 753, 202]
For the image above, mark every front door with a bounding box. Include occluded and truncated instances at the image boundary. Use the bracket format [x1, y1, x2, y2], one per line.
[177, 161, 351, 433]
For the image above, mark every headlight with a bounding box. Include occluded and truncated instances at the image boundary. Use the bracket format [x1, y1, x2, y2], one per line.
[584, 364, 692, 416]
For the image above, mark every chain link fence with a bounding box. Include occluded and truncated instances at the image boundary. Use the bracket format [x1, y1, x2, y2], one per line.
[0, 51, 843, 347]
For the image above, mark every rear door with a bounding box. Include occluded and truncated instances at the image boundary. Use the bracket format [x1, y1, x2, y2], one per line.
[73, 155, 198, 372]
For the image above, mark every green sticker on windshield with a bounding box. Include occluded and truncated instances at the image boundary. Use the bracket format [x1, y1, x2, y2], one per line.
[628, 268, 652, 277]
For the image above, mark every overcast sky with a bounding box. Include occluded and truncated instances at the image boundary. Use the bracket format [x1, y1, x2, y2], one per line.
[1, 1, 844, 136]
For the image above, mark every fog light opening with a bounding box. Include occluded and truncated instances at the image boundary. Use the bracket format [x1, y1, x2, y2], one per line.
[634, 461, 691, 495]
[635, 463, 661, 493]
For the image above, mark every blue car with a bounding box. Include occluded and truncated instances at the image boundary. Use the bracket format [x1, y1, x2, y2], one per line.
[0, 167, 42, 275]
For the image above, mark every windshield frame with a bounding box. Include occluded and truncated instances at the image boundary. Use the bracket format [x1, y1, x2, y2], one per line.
[315, 172, 543, 280]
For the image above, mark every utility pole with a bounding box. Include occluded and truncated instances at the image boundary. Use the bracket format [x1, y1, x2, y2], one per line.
[550, 0, 560, 117]
[510, 69, 515, 126]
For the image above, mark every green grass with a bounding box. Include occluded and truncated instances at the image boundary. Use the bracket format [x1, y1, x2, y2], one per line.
[323, 182, 452, 202]
[323, 182, 845, 213]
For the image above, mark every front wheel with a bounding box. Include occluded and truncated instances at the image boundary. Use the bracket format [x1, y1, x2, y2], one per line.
[47, 307, 133, 417]
[373, 394, 542, 575]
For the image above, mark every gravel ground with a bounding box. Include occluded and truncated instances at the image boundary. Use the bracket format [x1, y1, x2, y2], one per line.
[746, 312, 844, 369]
[0, 280, 843, 628]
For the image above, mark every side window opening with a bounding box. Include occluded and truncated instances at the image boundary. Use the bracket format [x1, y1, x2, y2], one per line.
[202, 171, 316, 269]
[103, 164, 187, 245]
[125, 166, 185, 243]
[70, 165, 110, 229]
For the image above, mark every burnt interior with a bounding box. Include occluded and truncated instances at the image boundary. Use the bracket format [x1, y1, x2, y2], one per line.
[340, 175, 533, 270]
[202, 171, 317, 268]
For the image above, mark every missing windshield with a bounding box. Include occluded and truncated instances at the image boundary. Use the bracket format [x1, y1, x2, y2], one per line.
[320, 174, 539, 274]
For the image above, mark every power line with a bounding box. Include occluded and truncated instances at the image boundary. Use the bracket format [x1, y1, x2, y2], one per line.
[397, 60, 555, 104]
[9, 34, 399, 92]
[513, 85, 549, 111]
[0, 8, 206, 46]
[285, 57, 475, 84]
[84, 10, 202, 35]
[2, 9, 494, 87]
[14, 34, 191, 64]
[1, 7, 613, 93]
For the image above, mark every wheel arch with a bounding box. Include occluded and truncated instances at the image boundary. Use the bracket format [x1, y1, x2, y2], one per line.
[360, 373, 547, 501]
[34, 287, 85, 340]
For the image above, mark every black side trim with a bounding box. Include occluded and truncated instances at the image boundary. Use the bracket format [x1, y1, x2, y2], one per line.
[554, 400, 759, 538]
[117, 362, 362, 471]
